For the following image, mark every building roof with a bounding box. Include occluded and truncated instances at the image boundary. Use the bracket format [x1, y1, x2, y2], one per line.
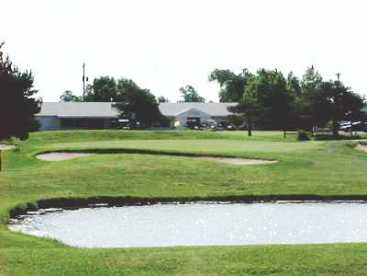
[159, 102, 237, 117]
[37, 102, 238, 118]
[37, 102, 120, 118]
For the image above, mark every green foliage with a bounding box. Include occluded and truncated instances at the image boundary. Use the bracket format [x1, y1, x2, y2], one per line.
[298, 67, 364, 135]
[179, 85, 205, 102]
[209, 68, 252, 102]
[84, 76, 163, 128]
[228, 69, 295, 136]
[114, 79, 162, 128]
[0, 43, 40, 140]
[227, 115, 244, 127]
[249, 69, 294, 131]
[59, 90, 81, 102]
[212, 66, 365, 136]
[157, 96, 169, 103]
[84, 76, 117, 102]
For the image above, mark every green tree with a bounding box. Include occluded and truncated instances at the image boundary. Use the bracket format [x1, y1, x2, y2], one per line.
[229, 84, 261, 136]
[179, 85, 205, 102]
[84, 76, 117, 102]
[157, 96, 169, 103]
[84, 76, 163, 128]
[209, 69, 252, 102]
[0, 42, 40, 140]
[59, 90, 81, 102]
[249, 69, 295, 136]
[115, 78, 163, 128]
[318, 80, 364, 136]
[299, 66, 326, 131]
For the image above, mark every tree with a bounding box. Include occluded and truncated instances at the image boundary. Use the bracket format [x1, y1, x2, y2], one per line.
[0, 42, 41, 140]
[115, 78, 163, 128]
[179, 85, 205, 102]
[299, 66, 325, 131]
[84, 76, 164, 127]
[318, 80, 364, 136]
[157, 96, 169, 103]
[59, 90, 81, 102]
[243, 69, 295, 136]
[229, 83, 261, 136]
[209, 68, 252, 102]
[84, 76, 117, 102]
[298, 67, 365, 136]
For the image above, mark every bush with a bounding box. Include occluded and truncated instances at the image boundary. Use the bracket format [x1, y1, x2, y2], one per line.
[297, 130, 310, 141]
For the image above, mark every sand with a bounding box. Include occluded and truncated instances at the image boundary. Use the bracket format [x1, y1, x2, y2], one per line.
[356, 144, 367, 153]
[36, 152, 94, 161]
[0, 144, 16, 151]
[36, 151, 277, 165]
[198, 157, 278, 166]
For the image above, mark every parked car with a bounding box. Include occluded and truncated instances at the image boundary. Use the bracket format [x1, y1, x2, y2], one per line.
[339, 121, 365, 132]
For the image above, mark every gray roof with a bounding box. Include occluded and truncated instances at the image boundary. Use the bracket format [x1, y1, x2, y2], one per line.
[159, 102, 237, 117]
[37, 102, 238, 118]
[37, 102, 120, 118]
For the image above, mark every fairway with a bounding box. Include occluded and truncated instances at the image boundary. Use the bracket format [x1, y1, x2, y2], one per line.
[1, 130, 367, 275]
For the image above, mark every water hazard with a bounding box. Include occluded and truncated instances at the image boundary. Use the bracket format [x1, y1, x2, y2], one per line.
[9, 202, 367, 248]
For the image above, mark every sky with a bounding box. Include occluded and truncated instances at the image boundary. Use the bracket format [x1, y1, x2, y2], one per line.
[1, 0, 367, 102]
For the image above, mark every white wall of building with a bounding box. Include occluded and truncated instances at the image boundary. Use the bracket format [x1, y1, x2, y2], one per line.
[175, 108, 212, 127]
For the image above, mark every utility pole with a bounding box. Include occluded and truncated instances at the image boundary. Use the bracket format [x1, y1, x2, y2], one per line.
[336, 72, 341, 81]
[82, 62, 88, 99]
[82, 62, 86, 99]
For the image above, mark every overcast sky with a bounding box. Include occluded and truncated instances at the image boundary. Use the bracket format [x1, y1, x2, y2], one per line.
[1, 0, 366, 102]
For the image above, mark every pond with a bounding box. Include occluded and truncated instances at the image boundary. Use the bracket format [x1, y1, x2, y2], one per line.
[8, 202, 367, 248]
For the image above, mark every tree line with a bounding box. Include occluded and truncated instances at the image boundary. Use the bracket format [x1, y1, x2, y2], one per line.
[59, 77, 207, 128]
[1, 40, 365, 140]
[209, 67, 365, 136]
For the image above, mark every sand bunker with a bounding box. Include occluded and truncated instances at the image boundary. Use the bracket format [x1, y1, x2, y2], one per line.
[36, 151, 277, 165]
[356, 144, 367, 153]
[198, 157, 278, 165]
[0, 144, 16, 151]
[36, 152, 94, 161]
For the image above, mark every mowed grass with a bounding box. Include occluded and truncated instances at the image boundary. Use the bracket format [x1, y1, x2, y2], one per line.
[1, 130, 367, 275]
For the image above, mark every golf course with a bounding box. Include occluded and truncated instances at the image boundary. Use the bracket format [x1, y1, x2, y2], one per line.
[1, 130, 367, 275]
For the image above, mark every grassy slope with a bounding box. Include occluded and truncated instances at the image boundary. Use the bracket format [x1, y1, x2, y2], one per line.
[1, 130, 367, 275]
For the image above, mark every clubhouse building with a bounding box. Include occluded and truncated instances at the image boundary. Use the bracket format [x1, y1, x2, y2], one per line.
[36, 102, 237, 130]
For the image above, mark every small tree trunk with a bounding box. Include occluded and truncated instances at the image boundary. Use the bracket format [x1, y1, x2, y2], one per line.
[247, 117, 252, 136]
[332, 120, 339, 137]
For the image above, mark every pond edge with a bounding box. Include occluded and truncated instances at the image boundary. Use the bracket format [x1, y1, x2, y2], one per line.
[9, 195, 367, 220]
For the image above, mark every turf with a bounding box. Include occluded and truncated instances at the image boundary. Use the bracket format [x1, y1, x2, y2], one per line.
[1, 130, 367, 275]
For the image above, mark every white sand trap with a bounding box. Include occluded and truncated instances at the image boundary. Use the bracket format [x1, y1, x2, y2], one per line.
[36, 152, 94, 161]
[0, 144, 16, 151]
[356, 144, 367, 153]
[198, 157, 278, 165]
[36, 151, 278, 165]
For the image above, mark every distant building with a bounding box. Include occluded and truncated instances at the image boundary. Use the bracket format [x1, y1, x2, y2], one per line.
[36, 102, 238, 130]
[159, 102, 237, 127]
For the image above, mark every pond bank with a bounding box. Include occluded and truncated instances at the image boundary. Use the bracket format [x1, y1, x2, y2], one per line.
[9, 195, 367, 219]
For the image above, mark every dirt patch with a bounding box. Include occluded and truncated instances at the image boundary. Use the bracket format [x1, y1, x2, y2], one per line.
[0, 144, 15, 151]
[198, 157, 278, 165]
[356, 144, 367, 153]
[36, 152, 94, 161]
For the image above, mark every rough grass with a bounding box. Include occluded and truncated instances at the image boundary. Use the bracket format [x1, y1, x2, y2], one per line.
[1, 129, 367, 275]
